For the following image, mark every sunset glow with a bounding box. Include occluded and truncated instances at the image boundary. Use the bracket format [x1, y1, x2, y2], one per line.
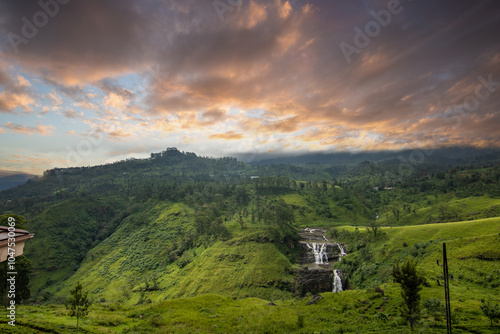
[1, 0, 499, 174]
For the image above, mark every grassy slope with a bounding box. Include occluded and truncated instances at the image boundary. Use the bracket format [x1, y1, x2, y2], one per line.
[43, 193, 500, 304]
[48, 201, 194, 303]
[24, 185, 500, 301]
[26, 197, 115, 295]
[5, 217, 498, 333]
[385, 218, 500, 324]
[49, 201, 295, 304]
[279, 187, 500, 228]
[161, 240, 294, 301]
[376, 194, 500, 226]
[338, 217, 500, 290]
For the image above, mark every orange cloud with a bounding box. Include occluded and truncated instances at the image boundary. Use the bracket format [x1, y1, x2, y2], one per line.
[237, 1, 268, 29]
[17, 75, 31, 87]
[1, 0, 499, 155]
[104, 92, 130, 110]
[0, 91, 35, 113]
[199, 108, 227, 125]
[108, 130, 132, 140]
[209, 131, 244, 140]
[4, 123, 55, 136]
[4, 153, 66, 175]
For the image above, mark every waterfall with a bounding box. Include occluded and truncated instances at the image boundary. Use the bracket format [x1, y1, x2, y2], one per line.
[333, 270, 343, 293]
[337, 244, 347, 261]
[306, 243, 329, 264]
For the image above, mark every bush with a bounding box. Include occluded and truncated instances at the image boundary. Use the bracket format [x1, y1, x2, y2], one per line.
[374, 312, 389, 322]
[481, 300, 500, 326]
[149, 314, 165, 327]
[423, 298, 444, 325]
[296, 314, 305, 328]
[374, 286, 385, 295]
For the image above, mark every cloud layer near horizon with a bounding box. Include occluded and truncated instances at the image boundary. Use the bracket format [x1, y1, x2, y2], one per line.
[0, 0, 499, 173]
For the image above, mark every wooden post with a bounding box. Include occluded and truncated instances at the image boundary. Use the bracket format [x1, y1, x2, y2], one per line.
[443, 243, 452, 334]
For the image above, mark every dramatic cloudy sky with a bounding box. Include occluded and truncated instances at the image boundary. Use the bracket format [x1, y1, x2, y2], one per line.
[0, 0, 499, 174]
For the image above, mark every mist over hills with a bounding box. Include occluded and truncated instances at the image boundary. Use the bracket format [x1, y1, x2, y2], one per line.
[235, 147, 500, 166]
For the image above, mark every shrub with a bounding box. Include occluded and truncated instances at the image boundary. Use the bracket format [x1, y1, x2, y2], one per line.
[481, 300, 500, 326]
[296, 314, 305, 328]
[375, 312, 389, 322]
[423, 298, 444, 325]
[374, 286, 385, 295]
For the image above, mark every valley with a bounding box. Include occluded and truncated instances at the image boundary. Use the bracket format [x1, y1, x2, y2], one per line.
[0, 148, 499, 333]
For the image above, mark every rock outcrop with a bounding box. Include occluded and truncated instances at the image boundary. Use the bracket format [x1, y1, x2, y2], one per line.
[294, 268, 333, 296]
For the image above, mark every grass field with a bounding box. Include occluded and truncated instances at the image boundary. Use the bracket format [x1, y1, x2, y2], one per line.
[1, 217, 499, 333]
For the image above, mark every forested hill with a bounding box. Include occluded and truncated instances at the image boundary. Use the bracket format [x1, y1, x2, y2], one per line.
[1, 146, 500, 226]
[1, 147, 500, 307]
[0, 148, 244, 211]
[0, 147, 337, 209]
[3, 146, 500, 211]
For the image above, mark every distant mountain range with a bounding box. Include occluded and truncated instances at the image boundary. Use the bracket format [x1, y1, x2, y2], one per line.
[0, 170, 37, 191]
[234, 147, 500, 166]
[1, 146, 499, 193]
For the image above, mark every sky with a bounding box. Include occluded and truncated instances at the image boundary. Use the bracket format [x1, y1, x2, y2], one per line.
[0, 0, 499, 174]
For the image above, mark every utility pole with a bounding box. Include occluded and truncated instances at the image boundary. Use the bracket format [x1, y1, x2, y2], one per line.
[437, 243, 452, 334]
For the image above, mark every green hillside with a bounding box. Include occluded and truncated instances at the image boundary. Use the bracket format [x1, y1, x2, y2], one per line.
[48, 201, 296, 304]
[26, 197, 117, 296]
[1, 149, 499, 332]
[1, 218, 499, 333]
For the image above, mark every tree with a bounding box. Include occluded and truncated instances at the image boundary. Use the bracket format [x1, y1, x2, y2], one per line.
[234, 186, 249, 206]
[66, 282, 91, 328]
[0, 214, 29, 229]
[274, 199, 295, 227]
[392, 258, 426, 331]
[481, 300, 500, 326]
[262, 199, 294, 227]
[369, 220, 379, 237]
[238, 215, 246, 229]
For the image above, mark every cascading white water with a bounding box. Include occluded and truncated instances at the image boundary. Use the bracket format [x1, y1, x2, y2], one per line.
[306, 243, 329, 264]
[337, 244, 347, 261]
[333, 269, 343, 293]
